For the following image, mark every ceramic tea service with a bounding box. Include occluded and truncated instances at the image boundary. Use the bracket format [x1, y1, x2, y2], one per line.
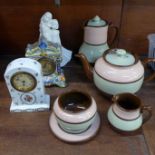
[49, 91, 100, 142]
[107, 93, 152, 133]
[76, 48, 155, 96]
[79, 15, 118, 63]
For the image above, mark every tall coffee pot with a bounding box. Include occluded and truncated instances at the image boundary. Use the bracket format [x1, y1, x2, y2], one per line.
[79, 15, 118, 63]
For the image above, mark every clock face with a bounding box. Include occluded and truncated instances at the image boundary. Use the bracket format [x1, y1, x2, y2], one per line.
[38, 57, 56, 76]
[11, 72, 37, 92]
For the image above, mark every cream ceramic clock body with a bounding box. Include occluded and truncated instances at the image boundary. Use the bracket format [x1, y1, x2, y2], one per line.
[4, 58, 50, 112]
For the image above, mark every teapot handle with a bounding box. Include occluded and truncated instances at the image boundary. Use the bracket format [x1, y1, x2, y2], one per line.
[142, 58, 155, 82]
[108, 22, 119, 46]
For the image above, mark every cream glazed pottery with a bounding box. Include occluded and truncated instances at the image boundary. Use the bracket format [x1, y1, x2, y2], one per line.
[49, 112, 100, 143]
[49, 91, 100, 142]
[76, 48, 155, 96]
[79, 15, 118, 63]
[107, 93, 152, 132]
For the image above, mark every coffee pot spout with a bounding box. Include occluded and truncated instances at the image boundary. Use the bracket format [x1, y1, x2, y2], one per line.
[75, 53, 93, 81]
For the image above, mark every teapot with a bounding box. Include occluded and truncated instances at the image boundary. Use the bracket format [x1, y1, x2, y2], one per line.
[79, 15, 118, 63]
[76, 48, 155, 96]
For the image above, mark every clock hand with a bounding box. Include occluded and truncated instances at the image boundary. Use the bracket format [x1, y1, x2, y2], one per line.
[22, 80, 26, 86]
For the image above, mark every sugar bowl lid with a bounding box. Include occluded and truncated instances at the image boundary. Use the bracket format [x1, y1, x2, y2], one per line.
[87, 15, 107, 27]
[103, 48, 137, 67]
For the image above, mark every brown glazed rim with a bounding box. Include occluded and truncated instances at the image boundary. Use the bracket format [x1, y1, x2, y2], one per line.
[58, 90, 92, 114]
[113, 93, 141, 112]
[102, 48, 139, 67]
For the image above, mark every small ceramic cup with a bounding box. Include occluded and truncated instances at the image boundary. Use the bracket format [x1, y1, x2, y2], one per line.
[53, 91, 97, 134]
[107, 93, 152, 133]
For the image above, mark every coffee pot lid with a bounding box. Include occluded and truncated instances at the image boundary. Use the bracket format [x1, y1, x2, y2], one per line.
[87, 15, 106, 27]
[103, 48, 136, 66]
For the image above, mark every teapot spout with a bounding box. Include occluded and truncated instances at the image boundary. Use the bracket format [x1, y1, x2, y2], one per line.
[75, 53, 93, 81]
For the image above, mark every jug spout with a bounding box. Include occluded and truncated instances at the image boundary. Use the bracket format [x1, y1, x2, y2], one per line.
[75, 53, 93, 81]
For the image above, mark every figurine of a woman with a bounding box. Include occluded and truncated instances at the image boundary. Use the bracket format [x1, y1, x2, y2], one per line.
[39, 12, 61, 45]
[39, 12, 72, 66]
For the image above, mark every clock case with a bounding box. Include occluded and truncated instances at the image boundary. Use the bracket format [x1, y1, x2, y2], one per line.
[25, 41, 67, 87]
[4, 58, 50, 112]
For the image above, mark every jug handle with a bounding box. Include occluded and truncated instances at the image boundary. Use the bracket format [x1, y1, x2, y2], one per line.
[142, 58, 155, 82]
[141, 105, 152, 124]
[108, 22, 119, 46]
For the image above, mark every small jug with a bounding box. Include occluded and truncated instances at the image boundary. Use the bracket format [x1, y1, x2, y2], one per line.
[79, 15, 118, 63]
[107, 93, 152, 133]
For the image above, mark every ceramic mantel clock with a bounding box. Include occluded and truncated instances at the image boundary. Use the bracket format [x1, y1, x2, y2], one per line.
[25, 11, 70, 87]
[4, 58, 50, 112]
[25, 42, 67, 87]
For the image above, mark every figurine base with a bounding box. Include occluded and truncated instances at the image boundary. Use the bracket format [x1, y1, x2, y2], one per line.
[43, 72, 67, 87]
[10, 95, 50, 112]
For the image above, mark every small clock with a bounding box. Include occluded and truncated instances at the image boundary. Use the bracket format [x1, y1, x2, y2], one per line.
[4, 58, 50, 112]
[25, 42, 67, 87]
[38, 57, 56, 76]
[11, 72, 37, 92]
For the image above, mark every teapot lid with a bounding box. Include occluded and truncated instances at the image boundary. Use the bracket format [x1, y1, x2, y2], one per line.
[87, 15, 107, 27]
[103, 48, 137, 66]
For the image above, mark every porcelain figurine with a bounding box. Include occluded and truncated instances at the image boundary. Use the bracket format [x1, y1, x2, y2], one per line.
[25, 11, 72, 87]
[39, 11, 72, 67]
[76, 48, 155, 96]
[79, 15, 118, 63]
[107, 93, 152, 132]
[39, 12, 61, 45]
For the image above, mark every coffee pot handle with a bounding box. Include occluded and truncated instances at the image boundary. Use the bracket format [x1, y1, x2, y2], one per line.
[142, 58, 155, 82]
[108, 22, 119, 46]
[141, 105, 152, 124]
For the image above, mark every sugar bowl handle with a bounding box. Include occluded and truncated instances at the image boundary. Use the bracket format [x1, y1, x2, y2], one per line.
[141, 105, 152, 124]
[108, 22, 118, 46]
